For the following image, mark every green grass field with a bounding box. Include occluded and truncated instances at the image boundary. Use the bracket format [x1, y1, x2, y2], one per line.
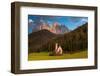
[28, 51, 88, 61]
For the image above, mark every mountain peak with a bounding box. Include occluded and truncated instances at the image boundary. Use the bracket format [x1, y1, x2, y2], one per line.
[31, 21, 70, 34]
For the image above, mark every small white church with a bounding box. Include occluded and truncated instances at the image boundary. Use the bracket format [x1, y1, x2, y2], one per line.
[54, 43, 63, 56]
[49, 43, 63, 56]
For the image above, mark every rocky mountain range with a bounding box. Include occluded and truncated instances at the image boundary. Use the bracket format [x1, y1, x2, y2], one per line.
[29, 20, 70, 34]
[28, 23, 88, 53]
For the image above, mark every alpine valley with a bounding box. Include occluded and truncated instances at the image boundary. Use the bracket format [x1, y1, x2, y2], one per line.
[28, 22, 88, 53]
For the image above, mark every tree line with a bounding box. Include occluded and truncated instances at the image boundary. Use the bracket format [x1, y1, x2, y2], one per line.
[38, 23, 88, 53]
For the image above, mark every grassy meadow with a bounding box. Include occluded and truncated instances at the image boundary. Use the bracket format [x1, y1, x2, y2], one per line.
[28, 50, 88, 61]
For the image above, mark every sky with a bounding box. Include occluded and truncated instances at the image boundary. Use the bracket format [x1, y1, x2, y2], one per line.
[28, 15, 88, 34]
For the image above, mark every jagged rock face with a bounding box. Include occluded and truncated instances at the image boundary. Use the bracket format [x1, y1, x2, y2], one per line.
[29, 20, 70, 34]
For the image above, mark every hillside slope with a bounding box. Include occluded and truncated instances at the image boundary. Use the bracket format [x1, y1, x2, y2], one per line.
[39, 23, 88, 53]
[28, 29, 57, 53]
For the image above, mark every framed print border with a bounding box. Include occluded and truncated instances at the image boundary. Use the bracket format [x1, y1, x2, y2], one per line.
[11, 2, 98, 74]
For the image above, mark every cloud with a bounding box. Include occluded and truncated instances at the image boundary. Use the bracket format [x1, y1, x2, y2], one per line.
[28, 19, 34, 23]
[40, 19, 44, 23]
[81, 18, 88, 22]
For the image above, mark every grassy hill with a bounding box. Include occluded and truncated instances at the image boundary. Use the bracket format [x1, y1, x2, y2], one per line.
[28, 23, 88, 60]
[28, 50, 87, 61]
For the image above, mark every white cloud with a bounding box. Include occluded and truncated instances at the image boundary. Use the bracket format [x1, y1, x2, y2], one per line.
[81, 18, 88, 22]
[28, 19, 34, 23]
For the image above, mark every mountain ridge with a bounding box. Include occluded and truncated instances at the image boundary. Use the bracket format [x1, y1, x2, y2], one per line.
[29, 21, 70, 34]
[28, 29, 57, 53]
[28, 23, 88, 53]
[38, 23, 88, 53]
